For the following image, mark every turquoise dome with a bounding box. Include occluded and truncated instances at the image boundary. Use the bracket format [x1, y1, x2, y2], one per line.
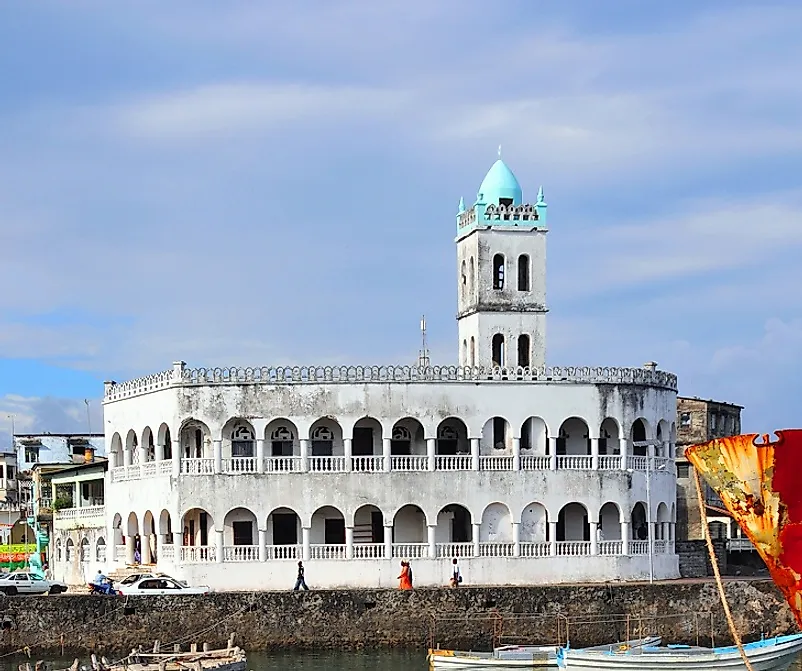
[477, 159, 522, 206]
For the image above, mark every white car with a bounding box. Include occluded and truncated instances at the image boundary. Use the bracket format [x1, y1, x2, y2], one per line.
[0, 572, 68, 595]
[117, 575, 209, 595]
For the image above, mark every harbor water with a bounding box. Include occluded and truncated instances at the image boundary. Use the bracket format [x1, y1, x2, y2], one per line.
[1, 650, 801, 670]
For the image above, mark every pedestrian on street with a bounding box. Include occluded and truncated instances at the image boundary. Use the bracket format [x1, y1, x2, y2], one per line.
[294, 561, 309, 591]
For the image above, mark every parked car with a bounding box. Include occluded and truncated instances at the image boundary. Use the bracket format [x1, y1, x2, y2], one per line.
[117, 575, 209, 595]
[118, 572, 188, 586]
[0, 572, 68, 595]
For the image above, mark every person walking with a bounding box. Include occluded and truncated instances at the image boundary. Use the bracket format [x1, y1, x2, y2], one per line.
[293, 561, 309, 591]
[397, 561, 412, 590]
[449, 558, 462, 587]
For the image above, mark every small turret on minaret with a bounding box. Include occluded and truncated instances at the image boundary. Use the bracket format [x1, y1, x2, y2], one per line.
[417, 315, 431, 368]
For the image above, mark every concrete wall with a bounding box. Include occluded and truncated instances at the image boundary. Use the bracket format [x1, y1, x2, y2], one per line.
[0, 580, 793, 655]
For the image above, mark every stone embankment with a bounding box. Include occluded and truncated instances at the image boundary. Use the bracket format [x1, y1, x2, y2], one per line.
[0, 580, 795, 655]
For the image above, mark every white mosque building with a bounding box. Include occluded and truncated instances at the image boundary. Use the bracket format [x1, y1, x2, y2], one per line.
[55, 158, 679, 589]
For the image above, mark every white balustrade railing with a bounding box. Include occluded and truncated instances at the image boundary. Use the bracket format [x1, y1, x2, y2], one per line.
[478, 543, 515, 558]
[519, 542, 551, 558]
[479, 455, 514, 471]
[97, 545, 107, 562]
[141, 462, 158, 477]
[266, 545, 301, 560]
[598, 540, 623, 556]
[181, 458, 215, 475]
[351, 456, 383, 472]
[125, 465, 140, 480]
[556, 455, 593, 470]
[308, 456, 348, 473]
[264, 457, 300, 473]
[435, 455, 472, 471]
[158, 461, 173, 476]
[436, 543, 474, 558]
[598, 455, 621, 470]
[556, 541, 591, 556]
[352, 543, 385, 559]
[161, 544, 175, 561]
[653, 457, 671, 472]
[627, 456, 648, 471]
[727, 537, 755, 552]
[181, 545, 216, 563]
[223, 458, 258, 474]
[653, 540, 668, 555]
[520, 455, 550, 470]
[111, 466, 127, 482]
[390, 455, 428, 471]
[223, 545, 259, 561]
[629, 540, 649, 555]
[310, 544, 346, 560]
[55, 505, 105, 522]
[114, 544, 125, 561]
[392, 543, 428, 559]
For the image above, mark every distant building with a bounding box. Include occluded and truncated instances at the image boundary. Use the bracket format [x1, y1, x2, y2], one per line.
[0, 451, 31, 547]
[674, 397, 743, 542]
[13, 434, 106, 473]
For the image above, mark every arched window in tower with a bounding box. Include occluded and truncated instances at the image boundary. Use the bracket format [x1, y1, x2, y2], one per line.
[492, 334, 505, 367]
[460, 260, 467, 300]
[232, 424, 255, 458]
[469, 337, 476, 367]
[468, 257, 475, 295]
[517, 334, 531, 368]
[462, 339, 467, 366]
[492, 254, 505, 290]
[517, 255, 530, 291]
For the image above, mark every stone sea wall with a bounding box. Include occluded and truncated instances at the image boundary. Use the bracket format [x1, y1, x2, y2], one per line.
[0, 580, 794, 656]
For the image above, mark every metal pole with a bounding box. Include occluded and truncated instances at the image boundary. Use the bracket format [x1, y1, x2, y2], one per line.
[647, 456, 653, 581]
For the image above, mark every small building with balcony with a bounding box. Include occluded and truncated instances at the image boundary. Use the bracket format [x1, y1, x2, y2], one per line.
[50, 460, 107, 585]
[100, 157, 680, 589]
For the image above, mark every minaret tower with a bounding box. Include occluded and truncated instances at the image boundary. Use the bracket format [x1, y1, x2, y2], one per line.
[455, 151, 548, 369]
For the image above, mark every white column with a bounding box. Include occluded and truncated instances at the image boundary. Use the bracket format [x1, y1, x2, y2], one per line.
[138, 444, 148, 475]
[172, 440, 181, 477]
[258, 529, 267, 562]
[141, 535, 152, 564]
[590, 520, 598, 555]
[427, 524, 437, 558]
[549, 438, 558, 471]
[512, 438, 521, 471]
[621, 521, 630, 555]
[109, 450, 117, 469]
[302, 527, 311, 561]
[343, 438, 353, 473]
[155, 441, 164, 462]
[156, 533, 164, 565]
[619, 437, 629, 470]
[382, 438, 392, 472]
[123, 448, 132, 467]
[256, 439, 265, 474]
[300, 439, 310, 473]
[470, 438, 480, 471]
[172, 531, 182, 561]
[426, 438, 436, 471]
[549, 521, 558, 556]
[590, 438, 599, 470]
[345, 526, 354, 559]
[125, 536, 135, 564]
[512, 522, 521, 557]
[213, 439, 222, 474]
[384, 524, 393, 560]
[472, 523, 481, 557]
[214, 529, 224, 563]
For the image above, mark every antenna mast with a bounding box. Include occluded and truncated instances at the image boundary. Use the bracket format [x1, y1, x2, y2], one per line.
[417, 315, 430, 368]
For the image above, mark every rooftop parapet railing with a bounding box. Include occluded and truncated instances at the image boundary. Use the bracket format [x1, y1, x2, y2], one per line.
[104, 364, 678, 402]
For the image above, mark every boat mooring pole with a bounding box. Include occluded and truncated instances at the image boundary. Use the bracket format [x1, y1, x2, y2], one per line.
[647, 454, 654, 584]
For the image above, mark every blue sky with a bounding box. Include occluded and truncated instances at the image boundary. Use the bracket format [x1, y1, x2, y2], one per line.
[1, 1, 802, 445]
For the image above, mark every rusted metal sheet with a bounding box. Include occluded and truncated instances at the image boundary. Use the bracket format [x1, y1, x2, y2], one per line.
[686, 429, 802, 627]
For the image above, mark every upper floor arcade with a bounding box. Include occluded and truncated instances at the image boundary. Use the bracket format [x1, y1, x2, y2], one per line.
[108, 412, 677, 481]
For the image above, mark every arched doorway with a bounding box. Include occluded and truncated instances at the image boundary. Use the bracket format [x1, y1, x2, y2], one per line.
[223, 507, 258, 561]
[266, 507, 301, 560]
[311, 506, 346, 559]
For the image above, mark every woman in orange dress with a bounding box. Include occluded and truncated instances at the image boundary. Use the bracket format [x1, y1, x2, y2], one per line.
[397, 561, 412, 590]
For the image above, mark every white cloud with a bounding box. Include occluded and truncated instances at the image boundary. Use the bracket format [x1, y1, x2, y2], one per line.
[0, 395, 103, 452]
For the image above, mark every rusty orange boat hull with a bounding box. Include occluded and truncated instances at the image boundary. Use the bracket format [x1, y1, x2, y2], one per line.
[686, 429, 802, 627]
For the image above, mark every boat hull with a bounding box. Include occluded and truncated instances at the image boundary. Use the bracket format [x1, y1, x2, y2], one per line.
[563, 634, 802, 671]
[428, 648, 558, 669]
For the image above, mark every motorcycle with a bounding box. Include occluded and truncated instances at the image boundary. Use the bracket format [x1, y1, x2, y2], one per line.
[87, 579, 121, 596]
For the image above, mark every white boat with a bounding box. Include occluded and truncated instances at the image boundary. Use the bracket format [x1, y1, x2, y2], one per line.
[427, 636, 661, 669]
[562, 632, 802, 671]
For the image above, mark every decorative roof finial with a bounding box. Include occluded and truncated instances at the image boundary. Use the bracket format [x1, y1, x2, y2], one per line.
[458, 196, 465, 213]
[537, 186, 545, 203]
[498, 144, 502, 159]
